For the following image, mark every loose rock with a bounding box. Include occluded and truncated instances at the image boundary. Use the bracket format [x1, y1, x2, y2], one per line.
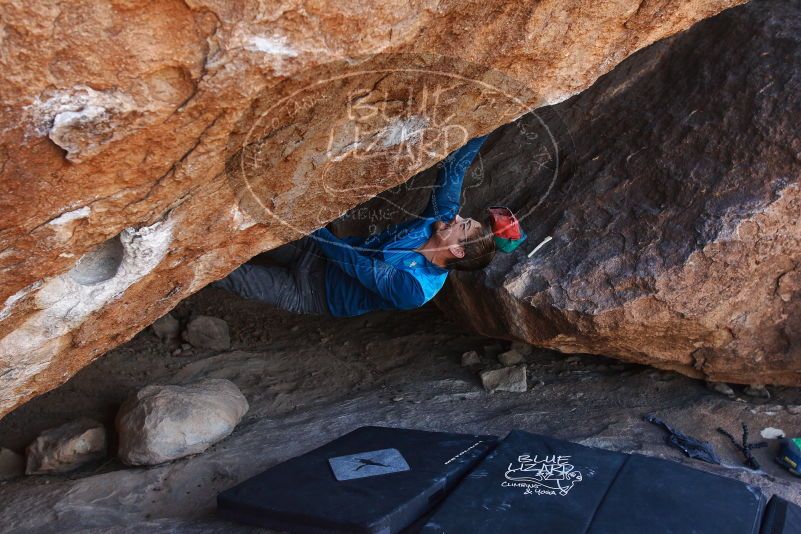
[498, 349, 525, 367]
[183, 315, 230, 351]
[707, 382, 736, 399]
[0, 448, 24, 481]
[25, 418, 106, 475]
[760, 427, 786, 439]
[461, 350, 481, 367]
[116, 379, 248, 466]
[745, 384, 771, 399]
[151, 313, 180, 344]
[480, 365, 527, 393]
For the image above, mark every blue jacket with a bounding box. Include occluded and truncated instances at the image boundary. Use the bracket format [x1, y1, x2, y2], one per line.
[313, 135, 488, 317]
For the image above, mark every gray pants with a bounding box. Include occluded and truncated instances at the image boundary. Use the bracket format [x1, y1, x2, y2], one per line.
[213, 236, 329, 315]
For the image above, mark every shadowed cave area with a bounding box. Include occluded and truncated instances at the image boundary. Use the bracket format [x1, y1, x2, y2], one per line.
[0, 1, 800, 532]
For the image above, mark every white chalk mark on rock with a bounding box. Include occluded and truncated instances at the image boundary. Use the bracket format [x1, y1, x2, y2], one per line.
[0, 218, 175, 414]
[246, 35, 299, 57]
[231, 205, 257, 231]
[0, 281, 43, 322]
[47, 206, 91, 226]
[25, 85, 140, 162]
[380, 116, 428, 147]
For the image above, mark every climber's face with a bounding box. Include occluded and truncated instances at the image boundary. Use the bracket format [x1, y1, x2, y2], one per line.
[434, 214, 483, 249]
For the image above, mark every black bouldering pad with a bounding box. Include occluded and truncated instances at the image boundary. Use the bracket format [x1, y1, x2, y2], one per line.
[762, 496, 801, 534]
[217, 426, 497, 534]
[422, 430, 765, 534]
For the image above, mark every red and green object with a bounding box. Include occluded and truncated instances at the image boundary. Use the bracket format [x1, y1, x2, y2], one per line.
[777, 438, 801, 476]
[488, 206, 527, 253]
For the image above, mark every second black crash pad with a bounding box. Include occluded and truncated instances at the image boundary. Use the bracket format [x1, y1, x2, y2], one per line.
[422, 430, 766, 534]
[761, 495, 801, 534]
[217, 426, 497, 534]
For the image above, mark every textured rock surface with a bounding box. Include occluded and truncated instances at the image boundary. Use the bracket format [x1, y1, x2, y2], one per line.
[151, 313, 181, 344]
[0, 447, 24, 480]
[25, 417, 106, 474]
[0, 0, 741, 419]
[461, 350, 481, 367]
[498, 349, 525, 366]
[438, 0, 801, 385]
[0, 284, 799, 531]
[480, 365, 527, 393]
[116, 378, 248, 466]
[345, 0, 800, 385]
[183, 315, 230, 351]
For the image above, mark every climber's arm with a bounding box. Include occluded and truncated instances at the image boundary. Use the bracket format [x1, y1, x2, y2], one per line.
[422, 135, 488, 221]
[312, 228, 426, 309]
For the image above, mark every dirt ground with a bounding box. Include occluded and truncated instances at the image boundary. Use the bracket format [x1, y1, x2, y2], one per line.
[0, 287, 799, 533]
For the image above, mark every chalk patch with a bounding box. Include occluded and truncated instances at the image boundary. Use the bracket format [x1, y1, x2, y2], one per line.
[243, 34, 302, 76]
[48, 206, 91, 226]
[380, 116, 428, 147]
[0, 281, 43, 321]
[231, 205, 257, 231]
[0, 218, 174, 400]
[25, 85, 138, 161]
[246, 35, 299, 57]
[325, 116, 428, 162]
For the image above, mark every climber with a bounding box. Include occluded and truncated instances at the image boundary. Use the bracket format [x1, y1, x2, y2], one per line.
[213, 135, 498, 317]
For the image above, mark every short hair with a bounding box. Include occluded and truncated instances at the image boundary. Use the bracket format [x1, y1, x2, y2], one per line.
[447, 214, 497, 271]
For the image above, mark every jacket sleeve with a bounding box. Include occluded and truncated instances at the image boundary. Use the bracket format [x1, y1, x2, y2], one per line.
[312, 228, 427, 310]
[422, 135, 488, 221]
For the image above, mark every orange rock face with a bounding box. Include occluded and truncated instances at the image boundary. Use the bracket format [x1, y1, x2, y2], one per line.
[0, 0, 741, 419]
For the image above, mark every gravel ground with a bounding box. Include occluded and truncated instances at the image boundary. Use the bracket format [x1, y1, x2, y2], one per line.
[0, 287, 799, 532]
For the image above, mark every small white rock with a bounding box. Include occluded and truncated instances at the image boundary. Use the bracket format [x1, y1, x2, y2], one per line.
[480, 365, 527, 393]
[760, 427, 786, 440]
[707, 382, 735, 398]
[151, 312, 180, 343]
[498, 350, 525, 367]
[461, 350, 481, 367]
[183, 315, 230, 351]
[25, 418, 106, 474]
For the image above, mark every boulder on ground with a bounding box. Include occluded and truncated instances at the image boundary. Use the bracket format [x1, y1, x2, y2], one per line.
[0, 448, 24, 480]
[707, 382, 736, 399]
[183, 316, 230, 351]
[25, 418, 106, 475]
[436, 1, 801, 386]
[461, 351, 481, 367]
[151, 313, 180, 344]
[745, 384, 771, 400]
[498, 350, 525, 366]
[116, 378, 248, 466]
[480, 366, 527, 393]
